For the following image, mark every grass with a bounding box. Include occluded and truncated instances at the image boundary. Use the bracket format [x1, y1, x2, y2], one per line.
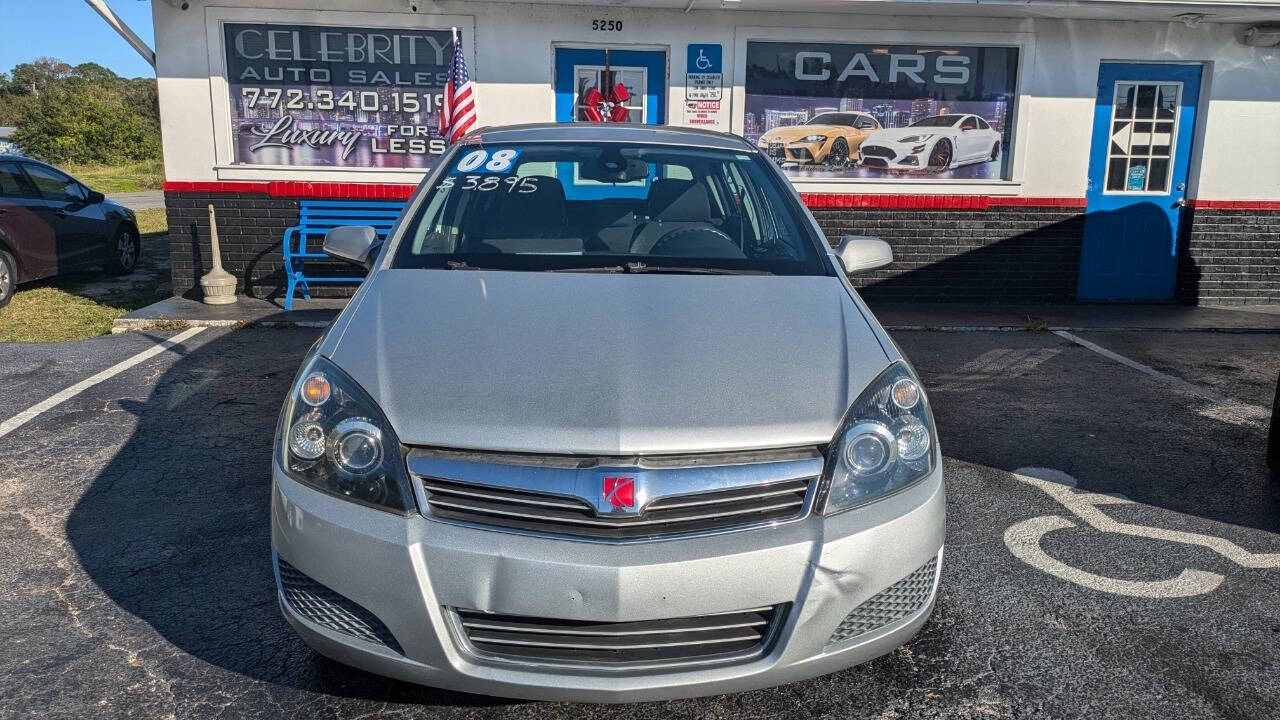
[0, 234, 169, 343]
[63, 158, 164, 194]
[0, 283, 160, 342]
[134, 207, 167, 235]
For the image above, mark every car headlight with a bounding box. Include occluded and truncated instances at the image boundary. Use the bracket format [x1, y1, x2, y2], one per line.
[800, 135, 828, 143]
[277, 354, 415, 514]
[898, 134, 934, 143]
[821, 362, 937, 515]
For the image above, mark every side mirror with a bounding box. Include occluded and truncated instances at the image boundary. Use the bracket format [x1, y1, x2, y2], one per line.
[86, 190, 105, 204]
[833, 235, 893, 274]
[323, 225, 381, 270]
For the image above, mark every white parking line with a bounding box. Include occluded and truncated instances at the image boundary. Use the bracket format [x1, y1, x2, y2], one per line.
[1052, 330, 1271, 427]
[0, 327, 207, 440]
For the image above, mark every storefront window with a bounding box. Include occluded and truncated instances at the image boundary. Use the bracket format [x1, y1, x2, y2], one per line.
[574, 67, 646, 123]
[744, 41, 1020, 181]
[223, 23, 453, 169]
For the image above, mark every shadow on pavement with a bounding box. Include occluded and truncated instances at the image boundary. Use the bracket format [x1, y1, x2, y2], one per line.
[64, 327, 517, 708]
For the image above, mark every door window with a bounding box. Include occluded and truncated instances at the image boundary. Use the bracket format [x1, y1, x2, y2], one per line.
[0, 162, 31, 197]
[1105, 82, 1179, 193]
[22, 163, 84, 201]
[574, 66, 647, 123]
[960, 116, 978, 131]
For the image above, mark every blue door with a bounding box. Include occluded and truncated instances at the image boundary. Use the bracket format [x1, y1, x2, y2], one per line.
[1077, 63, 1201, 300]
[553, 47, 667, 125]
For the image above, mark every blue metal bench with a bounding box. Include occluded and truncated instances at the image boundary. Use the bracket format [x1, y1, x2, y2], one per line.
[282, 200, 405, 310]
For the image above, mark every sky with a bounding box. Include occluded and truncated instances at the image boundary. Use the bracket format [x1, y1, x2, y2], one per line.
[0, 0, 156, 78]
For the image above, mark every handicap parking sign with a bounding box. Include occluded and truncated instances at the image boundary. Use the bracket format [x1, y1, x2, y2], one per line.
[687, 44, 722, 75]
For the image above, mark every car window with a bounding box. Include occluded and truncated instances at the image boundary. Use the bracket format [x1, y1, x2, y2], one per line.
[394, 142, 828, 276]
[22, 163, 85, 202]
[0, 162, 31, 198]
[855, 116, 878, 129]
[908, 115, 962, 128]
[976, 117, 990, 130]
[960, 117, 979, 131]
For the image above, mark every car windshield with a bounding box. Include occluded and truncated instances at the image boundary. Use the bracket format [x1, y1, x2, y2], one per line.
[809, 113, 860, 126]
[391, 142, 829, 276]
[908, 115, 962, 128]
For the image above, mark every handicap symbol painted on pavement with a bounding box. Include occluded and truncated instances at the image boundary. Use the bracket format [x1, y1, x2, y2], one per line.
[1004, 467, 1280, 598]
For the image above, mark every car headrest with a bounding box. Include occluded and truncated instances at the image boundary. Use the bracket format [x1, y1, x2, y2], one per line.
[486, 175, 567, 234]
[647, 179, 711, 223]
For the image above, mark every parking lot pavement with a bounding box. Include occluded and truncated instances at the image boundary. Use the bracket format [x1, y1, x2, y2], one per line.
[0, 326, 1277, 719]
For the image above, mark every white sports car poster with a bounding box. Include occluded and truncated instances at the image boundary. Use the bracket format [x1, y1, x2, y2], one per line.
[744, 42, 1019, 180]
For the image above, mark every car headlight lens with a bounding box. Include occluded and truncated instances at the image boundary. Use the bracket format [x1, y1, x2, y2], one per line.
[800, 134, 828, 143]
[822, 363, 936, 515]
[277, 355, 415, 514]
[899, 134, 934, 143]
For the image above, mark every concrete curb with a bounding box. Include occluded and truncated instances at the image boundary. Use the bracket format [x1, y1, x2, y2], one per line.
[884, 325, 1280, 333]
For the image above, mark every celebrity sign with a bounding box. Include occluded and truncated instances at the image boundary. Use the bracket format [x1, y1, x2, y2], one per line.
[224, 23, 455, 168]
[744, 41, 1019, 180]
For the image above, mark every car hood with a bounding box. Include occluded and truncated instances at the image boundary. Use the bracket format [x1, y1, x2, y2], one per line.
[323, 270, 890, 456]
[761, 124, 849, 142]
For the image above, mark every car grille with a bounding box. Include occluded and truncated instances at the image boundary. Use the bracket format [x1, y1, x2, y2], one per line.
[275, 554, 403, 654]
[455, 605, 787, 666]
[420, 474, 814, 541]
[786, 147, 814, 161]
[826, 555, 939, 646]
[860, 145, 896, 159]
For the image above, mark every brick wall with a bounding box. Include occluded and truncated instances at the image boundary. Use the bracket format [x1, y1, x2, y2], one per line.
[1178, 208, 1280, 306]
[810, 206, 1085, 302]
[165, 190, 1278, 305]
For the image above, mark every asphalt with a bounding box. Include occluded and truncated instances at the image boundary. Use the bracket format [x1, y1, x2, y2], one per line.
[0, 324, 1277, 719]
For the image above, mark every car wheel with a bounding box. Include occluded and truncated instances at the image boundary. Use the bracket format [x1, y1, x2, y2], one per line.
[0, 249, 15, 309]
[826, 138, 851, 168]
[106, 226, 140, 276]
[927, 139, 953, 171]
[990, 141, 1001, 162]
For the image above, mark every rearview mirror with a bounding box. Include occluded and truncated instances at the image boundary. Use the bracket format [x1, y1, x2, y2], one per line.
[86, 190, 105, 204]
[833, 235, 893, 274]
[323, 225, 381, 270]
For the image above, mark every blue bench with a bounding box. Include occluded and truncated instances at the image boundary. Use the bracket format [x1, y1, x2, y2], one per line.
[282, 200, 405, 310]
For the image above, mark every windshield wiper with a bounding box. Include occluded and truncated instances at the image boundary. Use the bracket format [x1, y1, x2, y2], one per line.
[546, 265, 626, 273]
[621, 262, 771, 276]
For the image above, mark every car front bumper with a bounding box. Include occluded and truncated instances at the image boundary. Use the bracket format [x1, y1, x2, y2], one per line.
[858, 142, 927, 169]
[271, 460, 945, 702]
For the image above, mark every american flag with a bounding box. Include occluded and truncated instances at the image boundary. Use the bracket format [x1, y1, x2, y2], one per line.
[438, 29, 476, 144]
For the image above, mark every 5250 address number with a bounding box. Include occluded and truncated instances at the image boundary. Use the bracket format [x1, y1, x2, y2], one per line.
[591, 19, 623, 32]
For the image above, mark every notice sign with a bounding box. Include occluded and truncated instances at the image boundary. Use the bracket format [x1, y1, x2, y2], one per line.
[686, 100, 722, 127]
[224, 23, 455, 168]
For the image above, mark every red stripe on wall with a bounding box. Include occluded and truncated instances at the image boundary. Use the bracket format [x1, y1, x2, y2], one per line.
[1189, 199, 1280, 210]
[162, 181, 1279, 210]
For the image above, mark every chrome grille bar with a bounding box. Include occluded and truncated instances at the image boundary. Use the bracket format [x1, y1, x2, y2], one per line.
[411, 448, 821, 542]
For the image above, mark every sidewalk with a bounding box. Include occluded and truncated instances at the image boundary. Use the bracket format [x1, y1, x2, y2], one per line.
[111, 295, 348, 332]
[868, 302, 1280, 332]
[113, 295, 1280, 333]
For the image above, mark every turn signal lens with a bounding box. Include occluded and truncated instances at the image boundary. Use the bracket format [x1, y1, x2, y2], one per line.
[301, 372, 331, 406]
[891, 379, 921, 409]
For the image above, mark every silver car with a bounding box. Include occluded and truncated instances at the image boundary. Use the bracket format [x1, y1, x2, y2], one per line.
[271, 124, 945, 702]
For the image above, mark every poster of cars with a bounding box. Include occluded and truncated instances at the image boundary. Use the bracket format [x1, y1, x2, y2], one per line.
[223, 23, 454, 168]
[744, 41, 1019, 180]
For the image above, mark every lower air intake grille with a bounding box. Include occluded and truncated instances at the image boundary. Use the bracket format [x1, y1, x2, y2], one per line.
[456, 605, 787, 666]
[276, 555, 402, 654]
[860, 145, 895, 159]
[827, 556, 938, 645]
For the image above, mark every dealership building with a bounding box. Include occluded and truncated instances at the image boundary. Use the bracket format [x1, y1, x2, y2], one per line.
[127, 0, 1280, 304]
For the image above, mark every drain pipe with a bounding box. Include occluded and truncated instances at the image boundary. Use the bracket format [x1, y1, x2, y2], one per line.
[200, 205, 237, 305]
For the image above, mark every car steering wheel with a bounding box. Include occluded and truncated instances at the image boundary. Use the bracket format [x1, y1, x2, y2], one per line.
[647, 226, 741, 258]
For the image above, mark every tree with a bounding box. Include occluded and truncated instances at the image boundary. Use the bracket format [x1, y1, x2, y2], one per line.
[0, 57, 160, 165]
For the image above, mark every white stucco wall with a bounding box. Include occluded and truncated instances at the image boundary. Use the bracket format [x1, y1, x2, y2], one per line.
[152, 0, 1280, 200]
